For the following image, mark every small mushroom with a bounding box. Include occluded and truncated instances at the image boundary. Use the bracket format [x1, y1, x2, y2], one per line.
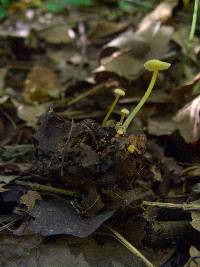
[118, 59, 171, 134]
[102, 88, 125, 127]
[120, 108, 130, 124]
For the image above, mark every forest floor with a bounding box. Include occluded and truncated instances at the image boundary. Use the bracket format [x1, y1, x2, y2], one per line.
[0, 1, 200, 266]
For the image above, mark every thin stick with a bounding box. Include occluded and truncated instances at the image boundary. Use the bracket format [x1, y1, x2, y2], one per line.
[106, 226, 155, 267]
[66, 83, 107, 107]
[143, 201, 200, 211]
[15, 181, 77, 197]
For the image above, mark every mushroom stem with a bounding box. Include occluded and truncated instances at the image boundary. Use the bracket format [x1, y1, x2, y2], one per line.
[122, 67, 158, 133]
[120, 113, 126, 124]
[102, 95, 120, 127]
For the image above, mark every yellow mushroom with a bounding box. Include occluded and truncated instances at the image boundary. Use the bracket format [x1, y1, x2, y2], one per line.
[102, 88, 125, 127]
[118, 59, 171, 135]
[127, 144, 136, 154]
[120, 108, 130, 124]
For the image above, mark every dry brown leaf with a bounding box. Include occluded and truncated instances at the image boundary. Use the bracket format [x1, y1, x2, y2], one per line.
[18, 104, 47, 127]
[20, 190, 41, 212]
[104, 29, 149, 53]
[23, 66, 60, 103]
[12, 99, 49, 127]
[148, 116, 176, 136]
[38, 25, 73, 44]
[171, 73, 200, 102]
[88, 19, 129, 43]
[173, 95, 200, 143]
[99, 25, 173, 80]
[137, 0, 178, 33]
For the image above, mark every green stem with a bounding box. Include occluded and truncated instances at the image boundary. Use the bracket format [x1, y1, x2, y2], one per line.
[189, 0, 199, 42]
[102, 95, 120, 127]
[122, 68, 158, 133]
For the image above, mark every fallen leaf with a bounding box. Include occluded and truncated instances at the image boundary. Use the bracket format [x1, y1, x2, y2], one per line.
[13, 101, 48, 127]
[16, 199, 115, 238]
[171, 73, 200, 102]
[184, 246, 200, 267]
[103, 29, 149, 53]
[88, 19, 129, 43]
[137, 0, 178, 33]
[80, 187, 104, 217]
[190, 200, 200, 232]
[23, 66, 60, 103]
[0, 175, 18, 184]
[173, 95, 200, 143]
[99, 25, 173, 80]
[38, 24, 73, 44]
[0, 234, 147, 267]
[148, 116, 176, 136]
[20, 190, 41, 212]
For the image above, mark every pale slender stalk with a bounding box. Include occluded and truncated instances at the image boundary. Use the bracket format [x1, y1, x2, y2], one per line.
[15, 181, 76, 197]
[107, 226, 155, 267]
[143, 201, 200, 211]
[102, 95, 120, 127]
[122, 68, 158, 133]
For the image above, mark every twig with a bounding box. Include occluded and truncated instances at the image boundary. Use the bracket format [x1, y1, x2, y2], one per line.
[66, 83, 109, 107]
[0, 218, 19, 232]
[15, 181, 77, 197]
[143, 201, 200, 211]
[106, 225, 155, 267]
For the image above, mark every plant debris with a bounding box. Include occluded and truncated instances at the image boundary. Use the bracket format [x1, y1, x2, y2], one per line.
[0, 1, 200, 266]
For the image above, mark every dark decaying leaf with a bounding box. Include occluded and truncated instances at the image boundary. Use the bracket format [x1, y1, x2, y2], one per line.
[0, 234, 148, 267]
[15, 199, 115, 238]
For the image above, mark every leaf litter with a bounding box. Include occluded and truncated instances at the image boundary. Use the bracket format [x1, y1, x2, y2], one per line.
[0, 1, 200, 266]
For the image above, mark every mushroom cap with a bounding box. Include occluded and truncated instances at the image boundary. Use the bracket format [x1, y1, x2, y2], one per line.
[121, 108, 130, 115]
[144, 59, 171, 71]
[114, 88, 125, 96]
[128, 144, 136, 153]
[117, 128, 124, 135]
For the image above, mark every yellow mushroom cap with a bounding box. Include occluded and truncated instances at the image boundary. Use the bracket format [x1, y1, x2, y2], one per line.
[117, 128, 124, 135]
[128, 144, 136, 153]
[144, 59, 171, 71]
[114, 88, 125, 96]
[121, 108, 129, 115]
